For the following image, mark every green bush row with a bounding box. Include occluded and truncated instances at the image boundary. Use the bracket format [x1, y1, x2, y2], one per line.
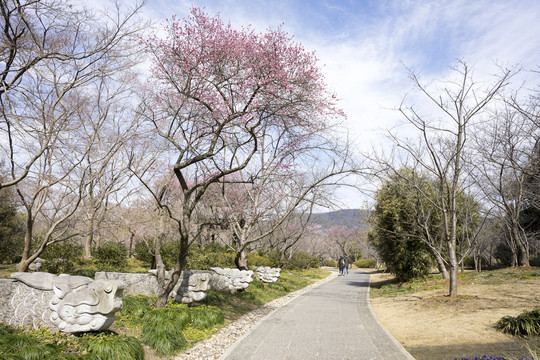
[354, 259, 377, 268]
[35, 239, 324, 275]
[323, 259, 337, 267]
[40, 240, 128, 273]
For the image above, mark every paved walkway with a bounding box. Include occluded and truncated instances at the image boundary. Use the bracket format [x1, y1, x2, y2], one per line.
[220, 270, 415, 360]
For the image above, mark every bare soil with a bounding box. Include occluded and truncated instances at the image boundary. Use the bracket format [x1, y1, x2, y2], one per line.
[368, 268, 540, 360]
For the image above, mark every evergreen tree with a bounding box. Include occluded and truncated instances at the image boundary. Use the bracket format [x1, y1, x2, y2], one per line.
[0, 168, 24, 263]
[369, 168, 436, 282]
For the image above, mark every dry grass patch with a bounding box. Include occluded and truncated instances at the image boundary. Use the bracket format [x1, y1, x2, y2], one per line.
[368, 268, 540, 360]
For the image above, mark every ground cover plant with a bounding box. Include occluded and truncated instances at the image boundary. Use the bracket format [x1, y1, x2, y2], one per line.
[0, 324, 143, 360]
[0, 268, 329, 359]
[497, 309, 540, 338]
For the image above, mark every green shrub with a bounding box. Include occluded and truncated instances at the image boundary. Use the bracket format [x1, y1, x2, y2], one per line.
[494, 243, 513, 267]
[267, 282, 289, 292]
[285, 252, 319, 270]
[41, 241, 83, 274]
[264, 250, 281, 268]
[235, 291, 256, 301]
[496, 308, 540, 337]
[0, 323, 14, 336]
[247, 252, 274, 267]
[189, 306, 224, 330]
[74, 269, 96, 278]
[0, 189, 25, 264]
[185, 244, 235, 270]
[250, 279, 264, 289]
[94, 241, 128, 271]
[354, 259, 377, 268]
[160, 240, 180, 269]
[133, 239, 155, 264]
[141, 308, 190, 356]
[16, 342, 60, 360]
[201, 290, 225, 305]
[530, 257, 540, 267]
[323, 259, 337, 267]
[82, 332, 144, 360]
[118, 296, 155, 323]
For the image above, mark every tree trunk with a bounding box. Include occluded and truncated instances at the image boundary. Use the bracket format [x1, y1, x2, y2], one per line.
[17, 214, 34, 272]
[433, 252, 449, 279]
[155, 211, 171, 308]
[235, 249, 248, 271]
[518, 244, 530, 266]
[449, 263, 458, 297]
[156, 271, 180, 308]
[513, 226, 530, 266]
[155, 217, 191, 308]
[128, 231, 135, 257]
[474, 255, 482, 272]
[448, 238, 459, 297]
[84, 214, 95, 260]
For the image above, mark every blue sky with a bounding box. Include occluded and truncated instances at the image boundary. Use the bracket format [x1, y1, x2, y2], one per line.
[116, 0, 540, 208]
[137, 0, 540, 145]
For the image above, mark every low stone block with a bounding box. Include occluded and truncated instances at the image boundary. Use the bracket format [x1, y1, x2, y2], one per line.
[255, 266, 281, 283]
[209, 267, 253, 293]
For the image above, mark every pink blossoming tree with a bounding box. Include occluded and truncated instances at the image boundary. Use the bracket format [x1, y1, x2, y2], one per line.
[139, 8, 346, 307]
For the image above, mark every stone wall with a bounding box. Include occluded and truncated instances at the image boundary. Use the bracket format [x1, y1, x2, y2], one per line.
[0, 267, 262, 332]
[96, 268, 256, 302]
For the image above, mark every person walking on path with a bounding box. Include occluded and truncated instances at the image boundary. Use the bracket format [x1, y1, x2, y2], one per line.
[344, 256, 350, 275]
[338, 256, 344, 276]
[220, 270, 415, 360]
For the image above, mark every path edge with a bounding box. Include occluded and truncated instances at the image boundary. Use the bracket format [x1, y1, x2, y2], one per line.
[363, 270, 416, 360]
[217, 270, 339, 360]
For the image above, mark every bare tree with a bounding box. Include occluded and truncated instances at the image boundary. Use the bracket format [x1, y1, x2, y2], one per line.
[76, 74, 143, 259]
[386, 61, 514, 296]
[204, 128, 358, 270]
[0, 0, 145, 189]
[471, 104, 537, 266]
[1, 0, 147, 271]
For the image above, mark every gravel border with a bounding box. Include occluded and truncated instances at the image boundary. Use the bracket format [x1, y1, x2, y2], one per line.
[174, 271, 338, 360]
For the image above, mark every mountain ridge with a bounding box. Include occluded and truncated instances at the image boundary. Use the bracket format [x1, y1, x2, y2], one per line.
[309, 209, 371, 230]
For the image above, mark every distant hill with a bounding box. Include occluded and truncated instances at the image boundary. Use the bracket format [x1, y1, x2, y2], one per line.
[309, 209, 371, 230]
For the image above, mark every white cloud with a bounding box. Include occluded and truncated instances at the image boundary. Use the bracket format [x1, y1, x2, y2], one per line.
[98, 0, 540, 208]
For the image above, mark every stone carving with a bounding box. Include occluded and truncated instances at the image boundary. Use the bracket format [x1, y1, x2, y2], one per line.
[94, 267, 253, 304]
[28, 257, 45, 271]
[176, 272, 211, 304]
[4, 272, 123, 333]
[97, 270, 211, 303]
[255, 266, 281, 283]
[209, 267, 254, 293]
[95, 272, 159, 297]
